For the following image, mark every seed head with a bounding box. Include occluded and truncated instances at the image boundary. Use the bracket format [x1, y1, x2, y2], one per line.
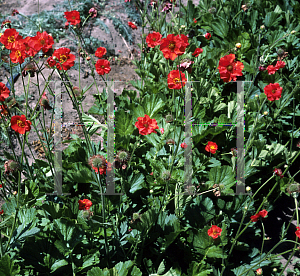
[161, 170, 171, 181]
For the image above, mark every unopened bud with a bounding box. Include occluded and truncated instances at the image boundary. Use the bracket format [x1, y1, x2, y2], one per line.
[291, 30, 296, 34]
[263, 111, 268, 116]
[255, 94, 259, 98]
[235, 43, 242, 48]
[260, 25, 265, 30]
[246, 186, 251, 192]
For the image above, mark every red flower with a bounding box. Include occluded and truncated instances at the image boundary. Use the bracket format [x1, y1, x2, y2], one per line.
[204, 32, 211, 40]
[0, 105, 9, 118]
[192, 48, 203, 57]
[89, 155, 110, 175]
[0, 184, 2, 188]
[205, 141, 218, 154]
[89, 7, 97, 18]
[52, 47, 75, 71]
[181, 142, 187, 149]
[266, 64, 278, 75]
[160, 128, 164, 134]
[256, 268, 263, 275]
[193, 18, 197, 23]
[0, 28, 22, 50]
[274, 168, 284, 178]
[47, 56, 56, 68]
[64, 10, 81, 26]
[275, 60, 286, 69]
[146, 32, 162, 48]
[135, 114, 159, 135]
[207, 225, 222, 239]
[11, 115, 32, 135]
[264, 83, 282, 102]
[1, 20, 11, 29]
[22, 37, 39, 57]
[95, 47, 107, 58]
[9, 40, 26, 64]
[177, 60, 194, 74]
[167, 70, 187, 90]
[0, 82, 10, 102]
[250, 209, 268, 222]
[0, 210, 3, 215]
[11, 9, 19, 16]
[28, 31, 54, 53]
[78, 199, 92, 210]
[95, 59, 111, 75]
[128, 22, 137, 29]
[218, 54, 244, 83]
[160, 34, 189, 61]
[296, 226, 300, 239]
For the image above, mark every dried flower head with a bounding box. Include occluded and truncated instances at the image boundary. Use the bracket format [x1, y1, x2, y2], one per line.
[208, 7, 217, 13]
[287, 182, 300, 195]
[166, 139, 175, 145]
[161, 170, 171, 181]
[165, 114, 173, 123]
[4, 160, 19, 174]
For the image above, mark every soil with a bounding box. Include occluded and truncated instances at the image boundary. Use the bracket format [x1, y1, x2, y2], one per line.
[0, 0, 298, 274]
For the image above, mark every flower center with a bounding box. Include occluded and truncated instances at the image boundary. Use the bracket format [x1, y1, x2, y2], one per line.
[173, 78, 180, 84]
[168, 42, 175, 50]
[211, 146, 216, 149]
[72, 16, 76, 19]
[15, 50, 21, 57]
[271, 89, 276, 94]
[60, 55, 67, 63]
[152, 38, 156, 41]
[17, 120, 25, 128]
[143, 123, 149, 128]
[227, 65, 233, 71]
[39, 39, 45, 45]
[101, 65, 105, 69]
[7, 36, 15, 43]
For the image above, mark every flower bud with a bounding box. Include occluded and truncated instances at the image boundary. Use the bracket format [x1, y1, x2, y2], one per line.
[4, 160, 19, 174]
[255, 94, 259, 98]
[291, 30, 296, 34]
[263, 111, 268, 116]
[235, 43, 242, 48]
[260, 25, 265, 30]
[246, 186, 251, 192]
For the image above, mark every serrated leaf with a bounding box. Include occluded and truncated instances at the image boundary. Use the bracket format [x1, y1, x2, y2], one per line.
[129, 173, 146, 193]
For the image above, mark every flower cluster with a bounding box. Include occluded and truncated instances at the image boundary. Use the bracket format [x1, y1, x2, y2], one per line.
[218, 54, 244, 82]
[250, 209, 268, 222]
[47, 47, 76, 71]
[94, 46, 111, 76]
[266, 60, 286, 75]
[0, 28, 54, 64]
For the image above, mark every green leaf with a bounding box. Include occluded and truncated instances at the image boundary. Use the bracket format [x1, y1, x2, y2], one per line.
[51, 259, 69, 273]
[208, 157, 221, 168]
[129, 173, 146, 193]
[65, 162, 93, 184]
[81, 113, 107, 137]
[53, 218, 84, 250]
[10, 222, 40, 246]
[115, 109, 135, 137]
[211, 19, 229, 38]
[264, 11, 283, 27]
[206, 245, 227, 258]
[207, 166, 236, 194]
[0, 254, 20, 276]
[141, 94, 165, 118]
